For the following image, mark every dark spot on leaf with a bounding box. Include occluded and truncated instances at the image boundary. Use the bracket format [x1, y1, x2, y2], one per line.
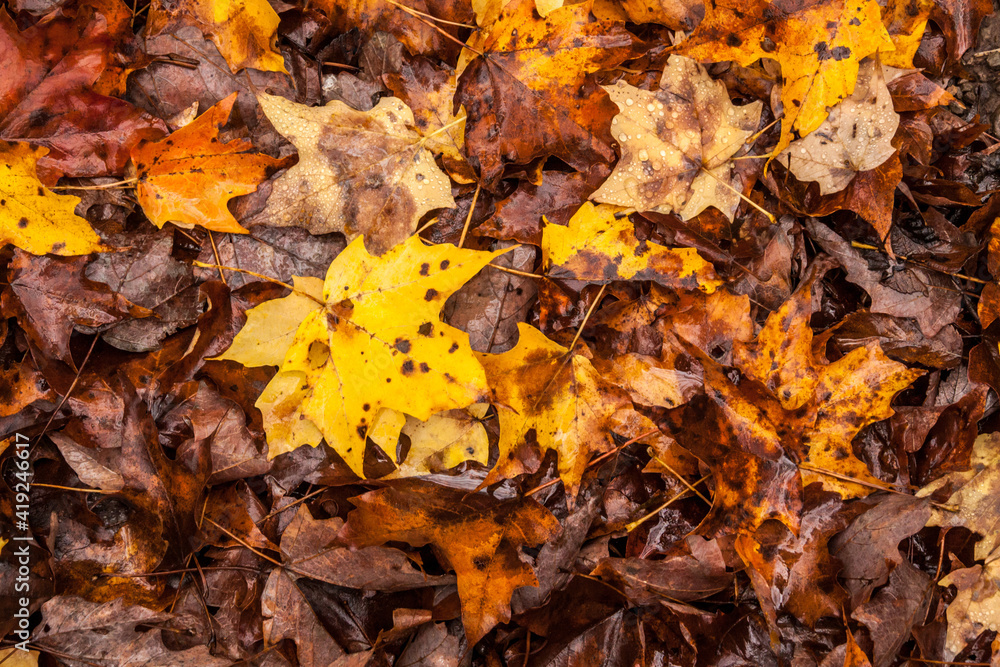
[394, 338, 411, 353]
[425, 288, 438, 301]
[418, 322, 433, 336]
[420, 263, 430, 276]
[401, 360, 415, 375]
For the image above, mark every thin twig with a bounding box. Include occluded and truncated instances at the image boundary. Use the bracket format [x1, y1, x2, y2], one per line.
[625, 476, 710, 532]
[385, 0, 478, 28]
[798, 463, 958, 511]
[33, 483, 112, 494]
[208, 232, 227, 286]
[850, 241, 988, 285]
[458, 182, 481, 249]
[567, 284, 606, 354]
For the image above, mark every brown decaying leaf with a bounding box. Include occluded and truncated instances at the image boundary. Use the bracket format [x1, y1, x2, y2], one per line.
[339, 479, 560, 643]
[455, 0, 639, 186]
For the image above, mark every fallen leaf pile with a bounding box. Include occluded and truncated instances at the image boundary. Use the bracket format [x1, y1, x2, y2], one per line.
[3, 0, 1000, 664]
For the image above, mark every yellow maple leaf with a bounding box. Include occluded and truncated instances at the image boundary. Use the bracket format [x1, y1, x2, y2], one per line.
[132, 94, 290, 234]
[219, 235, 507, 476]
[0, 141, 103, 256]
[542, 202, 721, 291]
[254, 94, 455, 255]
[591, 55, 763, 220]
[674, 0, 893, 156]
[479, 323, 631, 497]
[147, 0, 286, 73]
[368, 405, 490, 478]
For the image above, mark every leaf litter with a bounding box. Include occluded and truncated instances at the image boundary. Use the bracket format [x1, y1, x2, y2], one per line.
[2, 0, 1000, 664]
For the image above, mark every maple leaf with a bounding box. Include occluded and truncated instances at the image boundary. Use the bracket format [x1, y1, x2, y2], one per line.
[279, 505, 452, 590]
[0, 141, 104, 255]
[478, 322, 632, 497]
[368, 405, 491, 477]
[455, 0, 639, 185]
[733, 263, 924, 497]
[735, 487, 855, 627]
[383, 56, 473, 183]
[543, 202, 721, 290]
[591, 55, 763, 220]
[339, 479, 561, 643]
[219, 236, 506, 476]
[4, 251, 152, 364]
[131, 93, 289, 234]
[616, 0, 703, 30]
[147, 0, 286, 73]
[673, 0, 893, 156]
[777, 59, 899, 196]
[253, 93, 455, 255]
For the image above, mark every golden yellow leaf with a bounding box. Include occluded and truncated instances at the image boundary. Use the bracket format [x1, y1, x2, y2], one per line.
[148, 0, 286, 73]
[542, 202, 721, 291]
[591, 55, 762, 220]
[0, 141, 103, 256]
[369, 405, 490, 478]
[215, 276, 324, 367]
[479, 323, 631, 497]
[254, 94, 455, 255]
[674, 0, 893, 156]
[255, 370, 324, 456]
[220, 235, 507, 475]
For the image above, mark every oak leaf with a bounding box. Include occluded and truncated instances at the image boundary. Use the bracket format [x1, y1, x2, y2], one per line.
[455, 0, 639, 185]
[338, 479, 560, 643]
[0, 141, 103, 256]
[478, 322, 632, 497]
[673, 0, 893, 156]
[778, 59, 899, 196]
[590, 56, 763, 220]
[132, 93, 288, 234]
[543, 203, 721, 290]
[253, 93, 455, 255]
[219, 236, 506, 476]
[147, 0, 286, 73]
